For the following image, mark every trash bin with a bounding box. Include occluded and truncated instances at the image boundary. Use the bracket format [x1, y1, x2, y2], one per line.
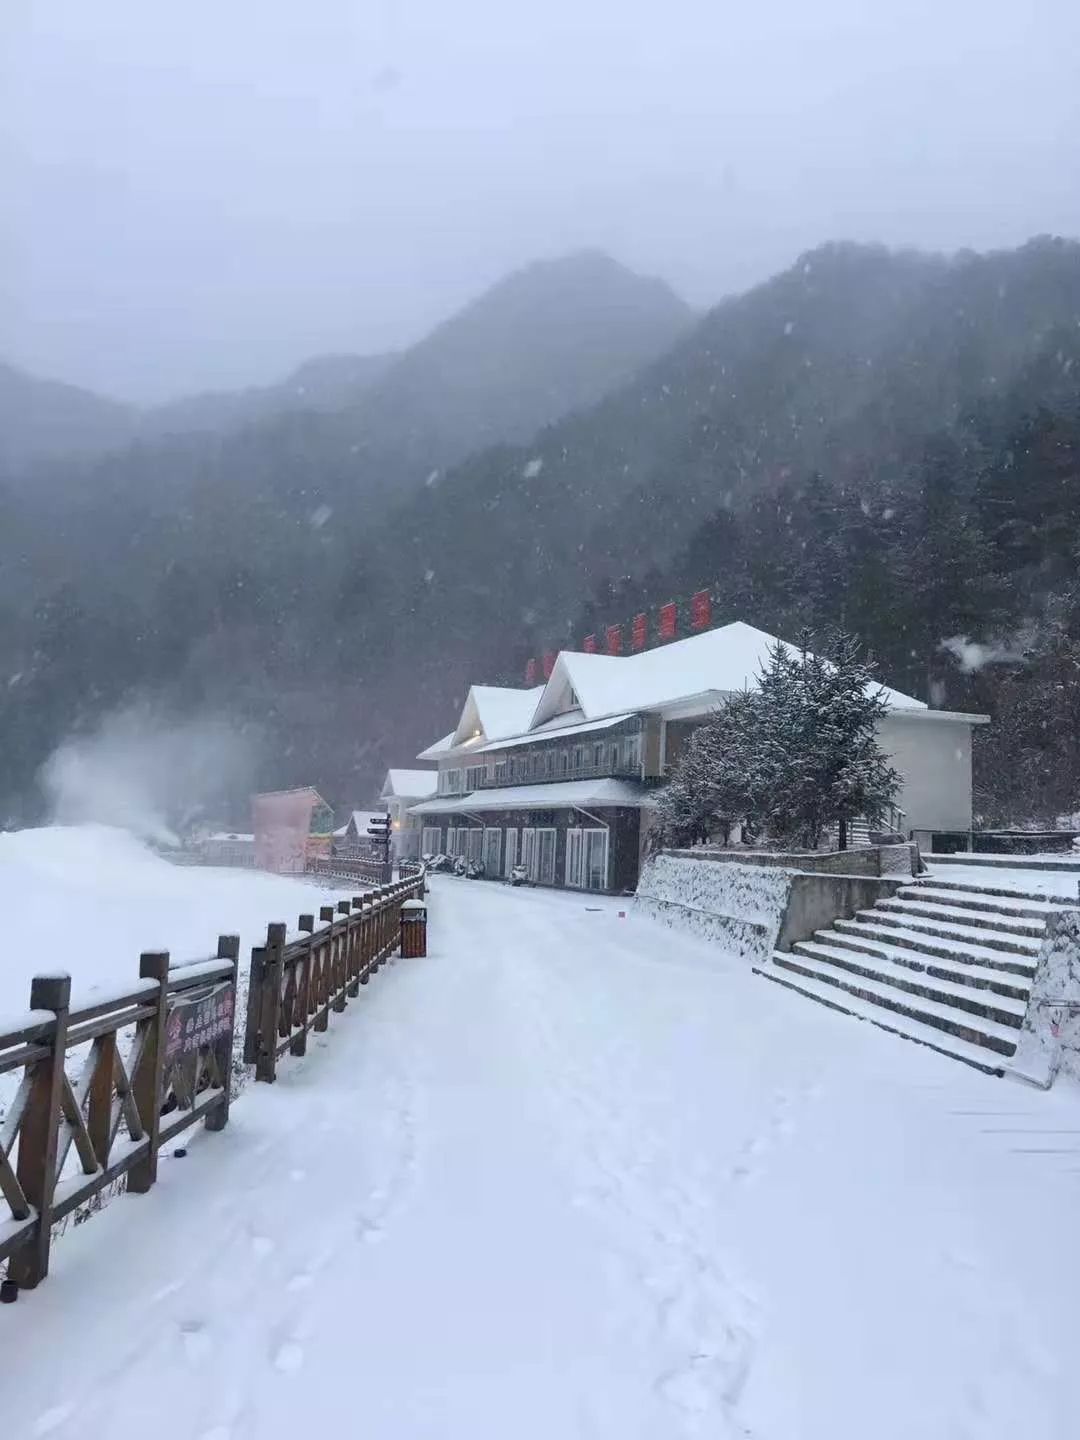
[400, 898, 427, 958]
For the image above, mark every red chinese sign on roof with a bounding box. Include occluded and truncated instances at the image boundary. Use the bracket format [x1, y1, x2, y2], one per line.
[690, 590, 712, 631]
[525, 657, 537, 684]
[542, 651, 556, 679]
[606, 624, 622, 655]
[631, 613, 648, 650]
[583, 634, 597, 653]
[658, 602, 677, 640]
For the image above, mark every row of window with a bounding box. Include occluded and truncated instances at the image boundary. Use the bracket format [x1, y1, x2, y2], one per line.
[438, 733, 642, 795]
[420, 824, 610, 890]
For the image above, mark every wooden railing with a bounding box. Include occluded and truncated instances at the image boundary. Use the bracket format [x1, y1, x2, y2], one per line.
[0, 937, 238, 1290]
[308, 853, 393, 887]
[244, 875, 424, 1083]
[0, 870, 426, 1295]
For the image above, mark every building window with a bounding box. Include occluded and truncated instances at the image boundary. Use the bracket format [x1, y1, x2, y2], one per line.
[442, 768, 464, 796]
[559, 750, 570, 776]
[465, 765, 485, 791]
[504, 827, 518, 876]
[483, 828, 502, 874]
[572, 745, 585, 770]
[495, 761, 508, 784]
[467, 828, 483, 862]
[566, 827, 608, 889]
[593, 742, 604, 768]
[421, 826, 442, 855]
[624, 733, 642, 769]
[521, 827, 536, 878]
[544, 751, 555, 777]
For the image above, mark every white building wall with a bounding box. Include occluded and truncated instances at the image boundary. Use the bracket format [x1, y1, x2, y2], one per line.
[877, 715, 975, 835]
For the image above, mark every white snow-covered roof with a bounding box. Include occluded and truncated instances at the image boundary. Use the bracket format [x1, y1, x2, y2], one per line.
[451, 685, 544, 747]
[416, 731, 456, 761]
[409, 778, 649, 816]
[381, 768, 438, 799]
[529, 622, 926, 728]
[476, 711, 633, 753]
[333, 809, 385, 837]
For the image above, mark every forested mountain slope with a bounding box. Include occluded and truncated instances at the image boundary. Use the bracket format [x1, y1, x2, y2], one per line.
[2, 238, 1077, 826]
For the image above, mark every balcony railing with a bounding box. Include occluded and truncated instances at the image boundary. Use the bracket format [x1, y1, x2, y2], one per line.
[478, 760, 642, 789]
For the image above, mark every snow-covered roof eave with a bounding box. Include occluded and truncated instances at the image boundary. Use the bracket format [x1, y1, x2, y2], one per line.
[409, 777, 649, 816]
[883, 708, 991, 725]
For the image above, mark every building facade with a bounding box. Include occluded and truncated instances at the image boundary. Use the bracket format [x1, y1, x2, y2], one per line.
[379, 769, 438, 860]
[409, 622, 988, 894]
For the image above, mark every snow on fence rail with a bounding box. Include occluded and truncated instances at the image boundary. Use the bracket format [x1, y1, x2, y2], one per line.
[0, 870, 425, 1297]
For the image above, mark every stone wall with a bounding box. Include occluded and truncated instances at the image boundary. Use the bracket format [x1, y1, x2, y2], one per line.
[1012, 910, 1080, 1087]
[636, 853, 792, 965]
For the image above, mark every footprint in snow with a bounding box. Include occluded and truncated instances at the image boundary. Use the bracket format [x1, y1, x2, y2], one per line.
[33, 1405, 74, 1437]
[273, 1341, 305, 1375]
[180, 1318, 212, 1366]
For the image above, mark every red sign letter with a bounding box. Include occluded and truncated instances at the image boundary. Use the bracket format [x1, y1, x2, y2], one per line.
[658, 602, 677, 640]
[690, 590, 712, 631]
[606, 625, 622, 655]
[631, 613, 648, 651]
[583, 634, 597, 653]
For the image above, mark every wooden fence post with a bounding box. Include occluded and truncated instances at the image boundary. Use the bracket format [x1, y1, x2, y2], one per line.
[333, 901, 350, 1012]
[205, 934, 239, 1133]
[291, 915, 314, 1057]
[348, 897, 365, 996]
[128, 951, 169, 1195]
[256, 924, 286, 1082]
[244, 944, 264, 1065]
[7, 973, 71, 1290]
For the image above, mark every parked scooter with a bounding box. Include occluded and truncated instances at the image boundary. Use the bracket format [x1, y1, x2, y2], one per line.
[452, 855, 468, 877]
[508, 862, 528, 886]
[465, 858, 485, 879]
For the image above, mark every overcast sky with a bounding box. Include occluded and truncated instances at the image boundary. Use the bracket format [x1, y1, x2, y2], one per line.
[3, 0, 1079, 402]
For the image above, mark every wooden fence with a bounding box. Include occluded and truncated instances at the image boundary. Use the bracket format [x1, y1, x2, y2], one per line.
[308, 854, 393, 887]
[0, 870, 424, 1295]
[244, 876, 423, 1083]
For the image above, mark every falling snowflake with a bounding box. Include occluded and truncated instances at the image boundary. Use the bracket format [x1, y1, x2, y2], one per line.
[426, 469, 440, 487]
[310, 505, 333, 529]
[784, 320, 795, 336]
[523, 457, 543, 479]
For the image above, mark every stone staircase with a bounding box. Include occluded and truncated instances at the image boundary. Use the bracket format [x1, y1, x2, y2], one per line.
[753, 877, 1078, 1075]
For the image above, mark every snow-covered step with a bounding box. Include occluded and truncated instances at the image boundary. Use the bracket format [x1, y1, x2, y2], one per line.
[752, 962, 1008, 1076]
[866, 902, 1043, 951]
[834, 917, 1039, 969]
[928, 853, 1080, 875]
[791, 940, 1028, 1027]
[901, 883, 1075, 918]
[764, 951, 1019, 1057]
[821, 924, 1035, 983]
[797, 933, 1032, 1002]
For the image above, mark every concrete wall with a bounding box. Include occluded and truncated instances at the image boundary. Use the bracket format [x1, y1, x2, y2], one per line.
[776, 873, 907, 951]
[877, 714, 974, 834]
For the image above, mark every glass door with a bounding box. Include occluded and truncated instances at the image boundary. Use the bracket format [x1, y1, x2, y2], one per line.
[504, 827, 518, 877]
[584, 828, 609, 890]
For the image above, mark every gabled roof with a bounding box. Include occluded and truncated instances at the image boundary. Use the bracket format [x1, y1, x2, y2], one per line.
[381, 768, 438, 799]
[333, 809, 384, 838]
[529, 621, 925, 727]
[447, 684, 544, 749]
[416, 731, 455, 761]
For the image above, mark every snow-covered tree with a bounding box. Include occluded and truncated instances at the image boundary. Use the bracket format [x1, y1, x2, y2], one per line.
[653, 633, 901, 851]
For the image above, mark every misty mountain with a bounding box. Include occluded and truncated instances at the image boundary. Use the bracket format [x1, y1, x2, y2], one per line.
[139, 352, 398, 439]
[2, 238, 1078, 828]
[342, 251, 694, 474]
[0, 362, 135, 470]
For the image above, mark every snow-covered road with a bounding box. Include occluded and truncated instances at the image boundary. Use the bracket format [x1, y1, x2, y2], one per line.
[4, 873, 1080, 1440]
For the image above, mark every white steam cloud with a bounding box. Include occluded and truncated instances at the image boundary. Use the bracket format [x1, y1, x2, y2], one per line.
[939, 634, 1029, 674]
[40, 706, 258, 845]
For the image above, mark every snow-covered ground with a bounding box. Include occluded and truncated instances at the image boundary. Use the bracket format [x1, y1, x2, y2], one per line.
[4, 842, 1080, 1439]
